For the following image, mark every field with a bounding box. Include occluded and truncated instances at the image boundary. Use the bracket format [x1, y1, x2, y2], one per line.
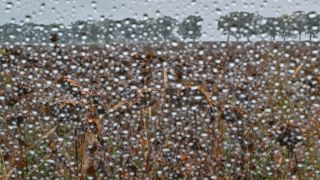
[0, 42, 320, 179]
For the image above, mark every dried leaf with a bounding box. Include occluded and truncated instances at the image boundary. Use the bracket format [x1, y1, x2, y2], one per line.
[292, 64, 304, 77]
[163, 67, 168, 89]
[86, 107, 102, 136]
[139, 137, 148, 149]
[197, 84, 219, 109]
[273, 152, 283, 167]
[179, 154, 189, 161]
[63, 77, 81, 87]
[79, 132, 98, 175]
[38, 127, 57, 142]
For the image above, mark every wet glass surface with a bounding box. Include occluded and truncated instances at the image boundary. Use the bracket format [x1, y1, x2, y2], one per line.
[0, 0, 320, 179]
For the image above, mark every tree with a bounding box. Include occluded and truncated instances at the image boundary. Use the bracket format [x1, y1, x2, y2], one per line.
[154, 16, 178, 42]
[22, 23, 36, 43]
[291, 11, 306, 41]
[218, 12, 261, 42]
[119, 18, 139, 42]
[237, 12, 262, 41]
[218, 15, 232, 41]
[228, 12, 243, 41]
[1, 23, 21, 43]
[277, 15, 295, 41]
[70, 20, 90, 43]
[304, 11, 320, 41]
[139, 18, 161, 42]
[99, 18, 119, 42]
[86, 22, 103, 43]
[178, 15, 203, 41]
[49, 33, 59, 43]
[261, 17, 280, 41]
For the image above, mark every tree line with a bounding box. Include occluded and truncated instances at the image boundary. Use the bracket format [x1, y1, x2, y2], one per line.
[0, 11, 319, 43]
[0, 15, 203, 44]
[218, 11, 320, 41]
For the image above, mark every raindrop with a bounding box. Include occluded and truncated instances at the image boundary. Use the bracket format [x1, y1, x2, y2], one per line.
[308, 12, 317, 18]
[5, 1, 14, 13]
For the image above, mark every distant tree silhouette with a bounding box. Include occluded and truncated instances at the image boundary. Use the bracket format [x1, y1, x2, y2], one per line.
[154, 16, 178, 42]
[2, 11, 320, 43]
[291, 11, 306, 41]
[218, 14, 232, 42]
[50, 33, 59, 43]
[260, 17, 279, 41]
[178, 15, 203, 41]
[278, 15, 295, 41]
[218, 11, 320, 41]
[305, 11, 320, 41]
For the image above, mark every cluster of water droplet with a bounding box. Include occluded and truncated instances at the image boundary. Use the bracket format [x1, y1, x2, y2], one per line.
[0, 41, 319, 178]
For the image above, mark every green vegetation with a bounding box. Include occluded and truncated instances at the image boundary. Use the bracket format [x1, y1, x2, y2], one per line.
[218, 11, 320, 41]
[0, 15, 203, 44]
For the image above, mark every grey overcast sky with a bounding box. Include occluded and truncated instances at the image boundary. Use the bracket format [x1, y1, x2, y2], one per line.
[1, 0, 319, 40]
